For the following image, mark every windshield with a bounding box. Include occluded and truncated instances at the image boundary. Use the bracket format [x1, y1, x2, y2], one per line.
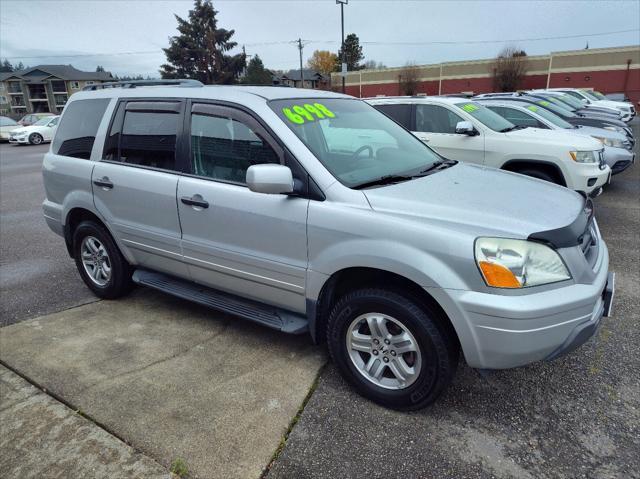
[0, 117, 18, 127]
[591, 90, 606, 100]
[552, 94, 584, 110]
[33, 117, 53, 126]
[523, 104, 573, 129]
[539, 95, 575, 112]
[580, 89, 600, 101]
[454, 102, 514, 132]
[270, 98, 443, 188]
[532, 99, 578, 118]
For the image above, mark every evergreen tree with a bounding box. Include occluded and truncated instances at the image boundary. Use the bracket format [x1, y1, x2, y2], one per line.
[337, 33, 364, 71]
[0, 59, 13, 72]
[243, 55, 272, 85]
[14, 61, 25, 71]
[160, 0, 246, 84]
[96, 65, 105, 72]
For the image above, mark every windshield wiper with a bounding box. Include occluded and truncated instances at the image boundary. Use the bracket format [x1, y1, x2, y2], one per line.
[417, 159, 457, 175]
[352, 174, 413, 189]
[500, 125, 527, 133]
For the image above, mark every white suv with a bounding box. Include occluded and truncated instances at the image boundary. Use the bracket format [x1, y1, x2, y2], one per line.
[367, 97, 610, 196]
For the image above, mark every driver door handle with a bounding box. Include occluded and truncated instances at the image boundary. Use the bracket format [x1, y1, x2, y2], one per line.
[181, 195, 209, 209]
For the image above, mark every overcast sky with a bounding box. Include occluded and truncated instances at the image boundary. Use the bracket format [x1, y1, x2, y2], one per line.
[1, 0, 639, 77]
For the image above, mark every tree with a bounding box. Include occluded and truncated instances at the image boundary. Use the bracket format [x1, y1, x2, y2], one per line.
[492, 46, 529, 92]
[160, 0, 246, 84]
[363, 60, 386, 70]
[14, 61, 25, 71]
[0, 59, 13, 72]
[337, 33, 364, 71]
[399, 64, 420, 96]
[307, 50, 338, 75]
[96, 65, 105, 72]
[243, 55, 272, 85]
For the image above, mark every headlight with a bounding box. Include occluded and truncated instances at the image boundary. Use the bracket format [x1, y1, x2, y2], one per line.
[593, 137, 626, 149]
[569, 150, 598, 163]
[602, 125, 626, 135]
[475, 238, 571, 289]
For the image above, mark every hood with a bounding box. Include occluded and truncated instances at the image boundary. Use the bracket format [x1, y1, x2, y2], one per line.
[594, 99, 630, 110]
[11, 126, 38, 135]
[363, 163, 584, 240]
[572, 125, 628, 142]
[505, 127, 603, 150]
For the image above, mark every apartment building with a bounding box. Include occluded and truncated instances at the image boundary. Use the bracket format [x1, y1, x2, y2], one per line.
[0, 65, 113, 115]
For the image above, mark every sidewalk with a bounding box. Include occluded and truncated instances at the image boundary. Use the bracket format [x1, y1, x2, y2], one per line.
[0, 365, 172, 479]
[0, 289, 326, 479]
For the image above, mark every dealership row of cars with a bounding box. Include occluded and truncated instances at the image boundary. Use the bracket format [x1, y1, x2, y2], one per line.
[367, 88, 635, 197]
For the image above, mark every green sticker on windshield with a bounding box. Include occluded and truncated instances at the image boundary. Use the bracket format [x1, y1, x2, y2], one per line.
[538, 100, 550, 106]
[527, 105, 539, 112]
[282, 103, 335, 124]
[460, 103, 479, 113]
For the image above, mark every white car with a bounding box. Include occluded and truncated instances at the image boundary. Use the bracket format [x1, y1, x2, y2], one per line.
[545, 88, 635, 122]
[478, 99, 635, 176]
[0, 116, 20, 141]
[367, 96, 610, 196]
[9, 115, 60, 145]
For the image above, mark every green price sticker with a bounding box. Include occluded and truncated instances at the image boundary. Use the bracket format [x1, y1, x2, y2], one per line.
[538, 100, 550, 106]
[282, 103, 335, 124]
[461, 103, 479, 113]
[527, 105, 539, 112]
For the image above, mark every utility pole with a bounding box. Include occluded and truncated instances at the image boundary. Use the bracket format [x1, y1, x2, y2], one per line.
[298, 38, 304, 88]
[337, 0, 348, 93]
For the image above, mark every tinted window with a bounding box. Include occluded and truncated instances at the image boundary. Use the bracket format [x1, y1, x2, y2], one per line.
[375, 104, 412, 128]
[103, 103, 180, 171]
[53, 99, 109, 159]
[191, 112, 279, 183]
[415, 104, 464, 133]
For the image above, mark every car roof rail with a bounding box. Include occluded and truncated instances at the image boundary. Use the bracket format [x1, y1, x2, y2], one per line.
[83, 79, 204, 91]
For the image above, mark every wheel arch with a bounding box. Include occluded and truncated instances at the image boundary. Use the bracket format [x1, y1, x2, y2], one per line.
[501, 159, 567, 187]
[63, 207, 134, 263]
[310, 267, 461, 353]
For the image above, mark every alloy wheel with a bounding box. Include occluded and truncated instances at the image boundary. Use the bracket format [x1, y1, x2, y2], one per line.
[346, 313, 422, 390]
[80, 236, 112, 286]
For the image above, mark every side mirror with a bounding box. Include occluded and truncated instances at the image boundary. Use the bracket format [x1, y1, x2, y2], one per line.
[455, 121, 477, 136]
[246, 164, 294, 195]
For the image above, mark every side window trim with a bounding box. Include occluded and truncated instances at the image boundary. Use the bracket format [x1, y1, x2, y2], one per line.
[100, 98, 186, 174]
[186, 102, 285, 184]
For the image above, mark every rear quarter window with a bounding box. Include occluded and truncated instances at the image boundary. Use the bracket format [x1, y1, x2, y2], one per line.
[52, 98, 110, 159]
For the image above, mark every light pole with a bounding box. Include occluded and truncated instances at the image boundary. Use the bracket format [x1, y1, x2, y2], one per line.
[337, 0, 347, 94]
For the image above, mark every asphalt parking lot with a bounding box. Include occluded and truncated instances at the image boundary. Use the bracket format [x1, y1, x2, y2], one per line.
[0, 122, 638, 478]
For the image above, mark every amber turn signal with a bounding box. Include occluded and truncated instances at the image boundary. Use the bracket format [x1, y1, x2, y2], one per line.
[479, 261, 522, 288]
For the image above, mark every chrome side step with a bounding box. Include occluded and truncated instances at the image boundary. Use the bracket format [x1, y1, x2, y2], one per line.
[132, 269, 308, 334]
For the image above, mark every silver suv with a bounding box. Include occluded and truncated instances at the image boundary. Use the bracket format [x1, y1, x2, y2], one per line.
[42, 81, 614, 409]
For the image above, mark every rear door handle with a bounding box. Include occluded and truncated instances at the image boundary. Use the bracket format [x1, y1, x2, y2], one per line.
[181, 195, 209, 209]
[93, 177, 114, 189]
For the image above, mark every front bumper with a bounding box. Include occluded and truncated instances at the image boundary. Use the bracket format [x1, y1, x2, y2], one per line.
[426, 239, 611, 369]
[569, 162, 610, 194]
[605, 146, 635, 175]
[8, 136, 29, 144]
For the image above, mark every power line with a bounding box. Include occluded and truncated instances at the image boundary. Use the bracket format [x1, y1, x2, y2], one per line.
[3, 28, 637, 60]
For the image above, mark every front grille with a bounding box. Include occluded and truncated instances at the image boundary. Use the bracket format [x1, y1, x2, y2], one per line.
[598, 150, 606, 170]
[579, 221, 599, 269]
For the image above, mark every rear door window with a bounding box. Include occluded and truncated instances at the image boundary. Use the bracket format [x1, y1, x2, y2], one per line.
[52, 98, 110, 159]
[374, 104, 412, 129]
[103, 101, 182, 171]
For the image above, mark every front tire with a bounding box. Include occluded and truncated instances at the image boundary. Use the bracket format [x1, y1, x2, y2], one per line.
[73, 221, 133, 299]
[327, 288, 458, 410]
[29, 133, 43, 145]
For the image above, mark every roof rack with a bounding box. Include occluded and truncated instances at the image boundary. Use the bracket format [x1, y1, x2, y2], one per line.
[83, 79, 204, 91]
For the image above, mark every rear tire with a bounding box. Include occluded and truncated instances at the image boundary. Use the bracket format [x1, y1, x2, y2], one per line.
[29, 133, 43, 145]
[73, 221, 133, 299]
[516, 168, 560, 185]
[326, 288, 458, 410]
